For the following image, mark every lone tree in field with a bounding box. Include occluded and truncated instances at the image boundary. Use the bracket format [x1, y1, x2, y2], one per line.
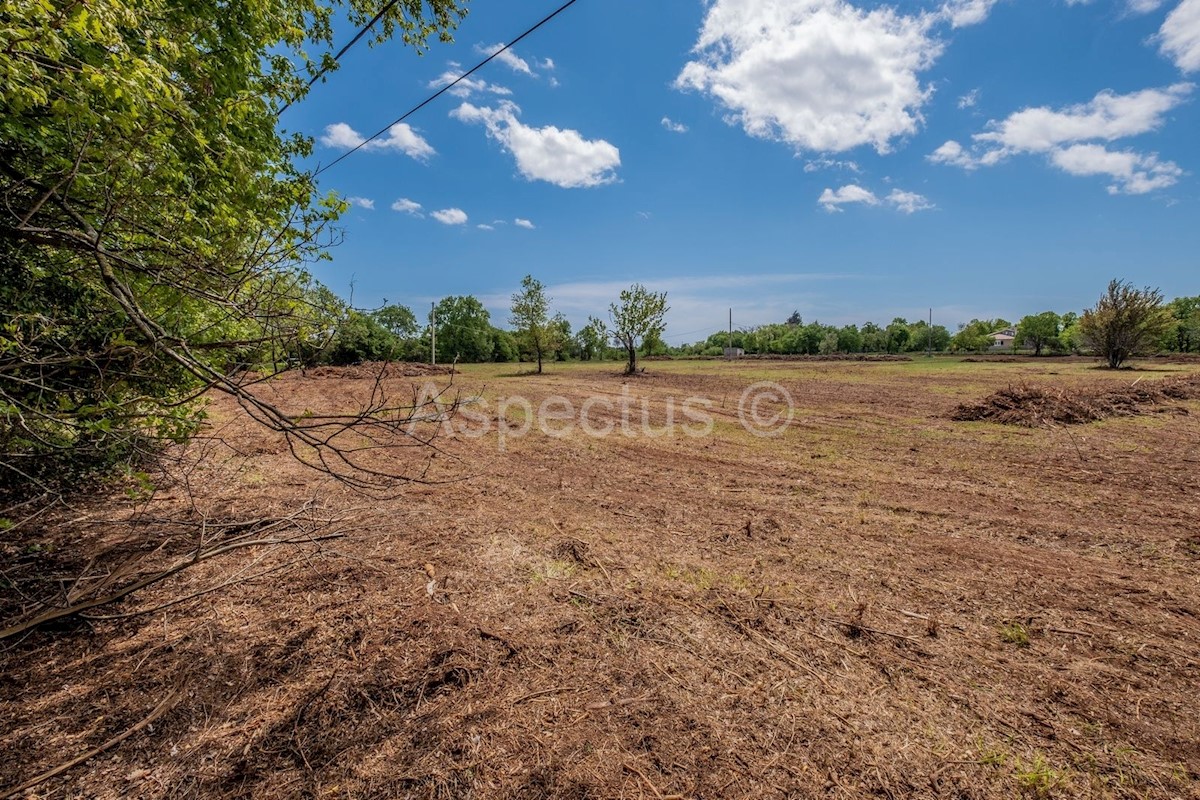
[609, 284, 669, 375]
[509, 275, 558, 373]
[1016, 311, 1062, 356]
[1079, 280, 1172, 368]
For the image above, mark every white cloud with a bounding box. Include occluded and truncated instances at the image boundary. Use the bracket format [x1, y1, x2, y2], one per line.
[319, 122, 435, 161]
[1159, 0, 1200, 72]
[958, 88, 980, 109]
[886, 189, 935, 213]
[928, 139, 980, 168]
[661, 116, 689, 133]
[431, 208, 468, 225]
[514, 218, 536, 229]
[391, 198, 423, 216]
[451, 100, 621, 189]
[818, 184, 933, 213]
[929, 84, 1191, 193]
[818, 184, 880, 212]
[541, 57, 556, 71]
[1049, 143, 1184, 194]
[318, 122, 364, 150]
[345, 196, 375, 210]
[476, 43, 534, 75]
[675, 0, 943, 154]
[974, 83, 1192, 155]
[1129, 0, 1165, 13]
[803, 157, 861, 173]
[940, 0, 1001, 28]
[427, 67, 512, 99]
[477, 223, 495, 231]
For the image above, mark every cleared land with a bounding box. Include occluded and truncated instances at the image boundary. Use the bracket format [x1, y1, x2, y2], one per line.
[2, 358, 1199, 798]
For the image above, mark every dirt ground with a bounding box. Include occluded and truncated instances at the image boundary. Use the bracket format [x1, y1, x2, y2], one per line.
[2, 358, 1199, 799]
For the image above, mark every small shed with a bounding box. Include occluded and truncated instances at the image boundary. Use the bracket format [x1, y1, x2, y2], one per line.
[723, 347, 745, 358]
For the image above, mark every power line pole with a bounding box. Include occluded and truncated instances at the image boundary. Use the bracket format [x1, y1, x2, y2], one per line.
[728, 308, 733, 351]
[927, 307, 933, 358]
[430, 302, 436, 367]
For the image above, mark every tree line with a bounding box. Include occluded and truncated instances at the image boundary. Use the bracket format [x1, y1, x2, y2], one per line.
[314, 281, 1198, 370]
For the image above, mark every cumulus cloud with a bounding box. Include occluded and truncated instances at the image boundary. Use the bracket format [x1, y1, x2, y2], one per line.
[427, 66, 512, 99]
[1159, 0, 1200, 72]
[661, 116, 689, 133]
[818, 184, 879, 212]
[451, 100, 621, 188]
[391, 198, 423, 216]
[926, 139, 984, 169]
[476, 43, 534, 75]
[818, 184, 933, 213]
[886, 188, 935, 213]
[319, 122, 435, 161]
[345, 196, 375, 210]
[675, 0, 943, 154]
[940, 0, 1001, 28]
[477, 223, 495, 231]
[958, 88, 980, 109]
[1049, 144, 1184, 194]
[929, 83, 1191, 192]
[974, 83, 1192, 154]
[514, 218, 536, 229]
[431, 208, 468, 225]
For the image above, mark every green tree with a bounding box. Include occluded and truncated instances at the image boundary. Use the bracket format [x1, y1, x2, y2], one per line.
[951, 320, 997, 353]
[837, 324, 863, 354]
[550, 313, 572, 360]
[490, 328, 520, 362]
[609, 284, 669, 375]
[1165, 296, 1200, 353]
[0, 0, 466, 498]
[885, 318, 910, 353]
[509, 275, 558, 373]
[576, 317, 609, 360]
[327, 312, 400, 365]
[433, 296, 493, 363]
[860, 322, 885, 353]
[1016, 311, 1062, 356]
[1079, 280, 1173, 368]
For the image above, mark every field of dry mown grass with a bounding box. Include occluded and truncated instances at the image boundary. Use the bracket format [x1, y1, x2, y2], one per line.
[2, 357, 1198, 799]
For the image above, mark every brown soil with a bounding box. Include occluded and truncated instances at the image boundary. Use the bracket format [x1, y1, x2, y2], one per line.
[2, 361, 1199, 799]
[954, 374, 1200, 426]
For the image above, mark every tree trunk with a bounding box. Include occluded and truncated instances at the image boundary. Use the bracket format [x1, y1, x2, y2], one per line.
[626, 345, 637, 374]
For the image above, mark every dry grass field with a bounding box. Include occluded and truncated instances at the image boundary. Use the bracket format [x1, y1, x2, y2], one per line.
[2, 357, 1199, 799]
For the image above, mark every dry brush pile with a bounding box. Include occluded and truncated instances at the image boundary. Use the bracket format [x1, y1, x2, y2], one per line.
[953, 374, 1200, 427]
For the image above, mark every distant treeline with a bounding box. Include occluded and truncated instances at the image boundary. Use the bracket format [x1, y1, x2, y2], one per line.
[307, 290, 1200, 366]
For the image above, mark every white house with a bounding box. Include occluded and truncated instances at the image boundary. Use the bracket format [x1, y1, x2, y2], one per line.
[989, 327, 1017, 350]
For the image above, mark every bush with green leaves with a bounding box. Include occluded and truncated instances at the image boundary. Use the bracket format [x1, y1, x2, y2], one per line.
[0, 0, 467, 501]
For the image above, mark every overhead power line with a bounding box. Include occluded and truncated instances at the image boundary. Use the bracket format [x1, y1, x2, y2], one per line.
[277, 0, 404, 116]
[313, 0, 581, 177]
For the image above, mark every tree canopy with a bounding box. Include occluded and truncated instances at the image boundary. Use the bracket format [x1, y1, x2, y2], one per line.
[609, 284, 669, 374]
[0, 0, 467, 499]
[1080, 280, 1173, 369]
[509, 275, 558, 373]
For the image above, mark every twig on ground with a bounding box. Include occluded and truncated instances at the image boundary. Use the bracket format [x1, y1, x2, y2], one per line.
[0, 680, 188, 799]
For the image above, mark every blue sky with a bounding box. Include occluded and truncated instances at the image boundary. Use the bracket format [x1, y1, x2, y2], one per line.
[283, 0, 1200, 343]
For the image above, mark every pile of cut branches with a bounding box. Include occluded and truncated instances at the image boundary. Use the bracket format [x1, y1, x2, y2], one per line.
[952, 374, 1200, 426]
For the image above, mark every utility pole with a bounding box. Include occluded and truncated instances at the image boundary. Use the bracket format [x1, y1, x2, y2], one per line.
[728, 308, 733, 351]
[927, 307, 933, 358]
[430, 301, 436, 367]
